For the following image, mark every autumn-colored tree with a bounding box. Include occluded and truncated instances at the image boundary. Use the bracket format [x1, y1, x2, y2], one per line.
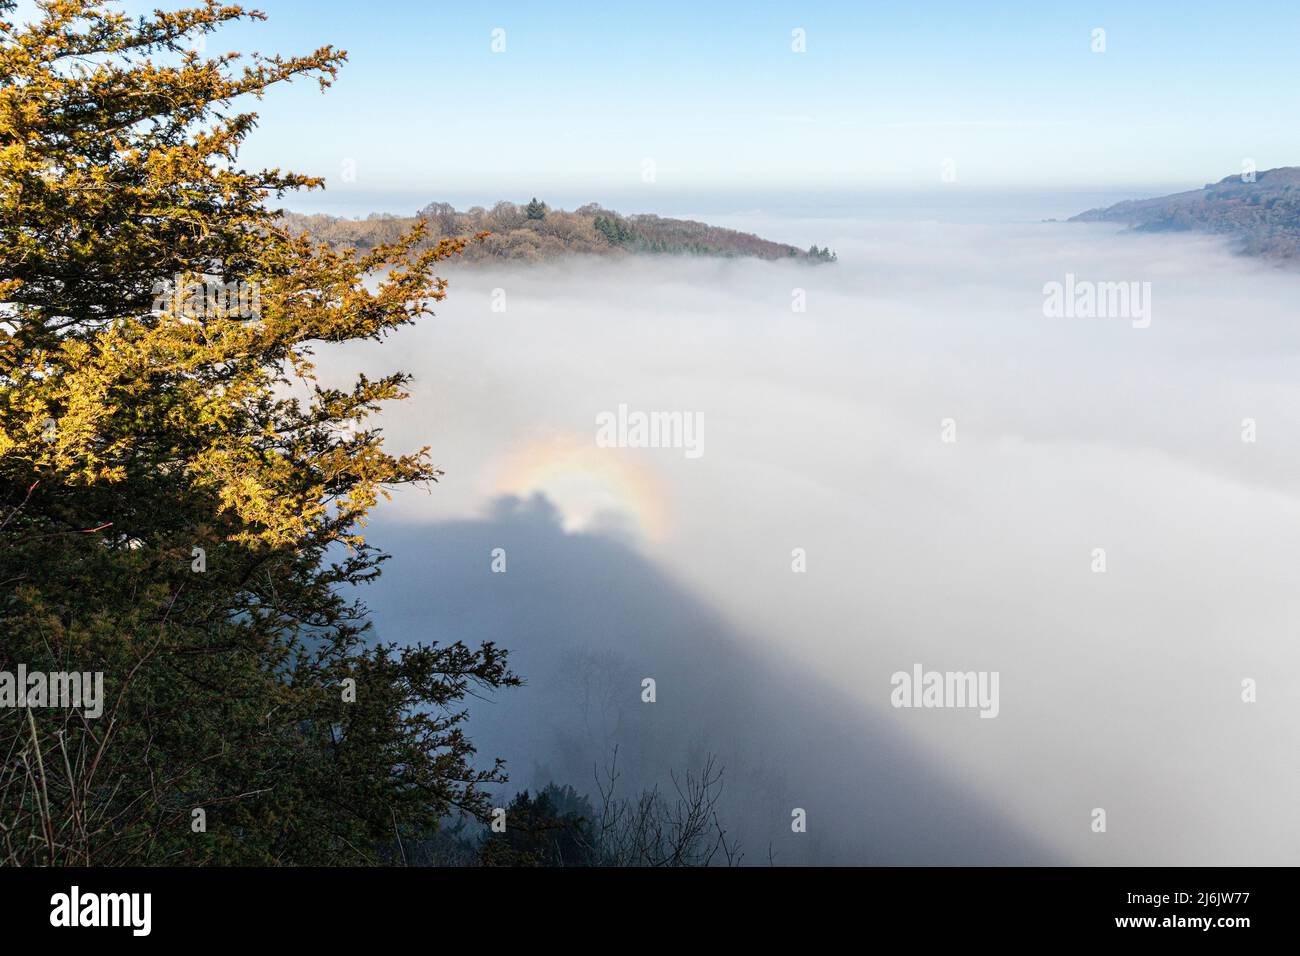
[0, 0, 513, 864]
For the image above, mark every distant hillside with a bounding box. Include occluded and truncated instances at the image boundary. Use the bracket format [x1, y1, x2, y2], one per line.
[280, 199, 837, 264]
[1070, 167, 1300, 260]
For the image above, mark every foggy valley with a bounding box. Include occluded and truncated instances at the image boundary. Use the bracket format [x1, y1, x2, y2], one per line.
[317, 209, 1300, 865]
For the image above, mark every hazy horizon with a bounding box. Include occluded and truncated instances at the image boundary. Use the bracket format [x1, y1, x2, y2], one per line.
[280, 184, 1206, 224]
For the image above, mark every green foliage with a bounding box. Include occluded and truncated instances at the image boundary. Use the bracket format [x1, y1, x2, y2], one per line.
[524, 196, 547, 220]
[0, 0, 516, 865]
[593, 214, 634, 245]
[478, 784, 597, 867]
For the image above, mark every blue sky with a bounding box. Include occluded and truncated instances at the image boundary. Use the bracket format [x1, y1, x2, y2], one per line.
[17, 1, 1300, 207]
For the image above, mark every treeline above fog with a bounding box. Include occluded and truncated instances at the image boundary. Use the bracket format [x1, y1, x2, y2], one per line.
[281, 199, 838, 264]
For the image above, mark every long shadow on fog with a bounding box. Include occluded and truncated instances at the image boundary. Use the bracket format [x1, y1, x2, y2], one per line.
[365, 494, 1060, 865]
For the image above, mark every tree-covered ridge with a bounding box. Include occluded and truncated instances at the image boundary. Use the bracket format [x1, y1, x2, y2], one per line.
[1070, 166, 1300, 260]
[282, 200, 837, 264]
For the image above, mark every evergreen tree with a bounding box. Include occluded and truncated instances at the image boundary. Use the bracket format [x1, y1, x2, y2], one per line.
[478, 785, 596, 867]
[0, 0, 517, 865]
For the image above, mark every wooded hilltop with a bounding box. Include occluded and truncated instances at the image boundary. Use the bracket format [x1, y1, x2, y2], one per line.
[282, 198, 838, 264]
[1071, 167, 1300, 261]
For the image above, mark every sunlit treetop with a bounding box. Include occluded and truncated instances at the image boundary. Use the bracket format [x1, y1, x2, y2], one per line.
[0, 0, 478, 546]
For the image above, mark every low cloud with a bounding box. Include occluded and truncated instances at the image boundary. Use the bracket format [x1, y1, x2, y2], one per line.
[320, 215, 1300, 864]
